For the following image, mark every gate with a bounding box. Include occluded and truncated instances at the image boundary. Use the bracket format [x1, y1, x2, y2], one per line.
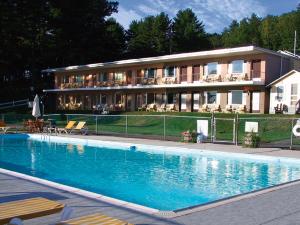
[213, 117, 236, 144]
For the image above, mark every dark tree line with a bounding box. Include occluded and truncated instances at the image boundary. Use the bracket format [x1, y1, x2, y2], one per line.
[0, 1, 299, 102]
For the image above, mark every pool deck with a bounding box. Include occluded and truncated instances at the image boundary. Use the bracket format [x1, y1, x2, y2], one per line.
[2, 135, 300, 224]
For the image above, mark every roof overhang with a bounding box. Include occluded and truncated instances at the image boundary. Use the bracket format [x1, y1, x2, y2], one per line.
[42, 46, 296, 74]
[267, 70, 300, 87]
[43, 81, 265, 93]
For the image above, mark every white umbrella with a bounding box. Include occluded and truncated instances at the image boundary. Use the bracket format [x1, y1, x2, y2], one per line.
[32, 94, 41, 119]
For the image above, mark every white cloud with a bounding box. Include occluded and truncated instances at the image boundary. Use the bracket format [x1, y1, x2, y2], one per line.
[137, 5, 160, 15]
[112, 6, 142, 29]
[113, 0, 267, 32]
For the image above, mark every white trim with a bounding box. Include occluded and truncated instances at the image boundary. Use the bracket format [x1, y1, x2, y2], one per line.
[42, 46, 298, 73]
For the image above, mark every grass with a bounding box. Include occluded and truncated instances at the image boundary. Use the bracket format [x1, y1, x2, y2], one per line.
[2, 111, 300, 145]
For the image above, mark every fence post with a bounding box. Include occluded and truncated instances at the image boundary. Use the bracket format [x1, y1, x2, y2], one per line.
[163, 115, 166, 140]
[211, 112, 214, 143]
[235, 113, 239, 146]
[290, 119, 294, 150]
[125, 115, 128, 136]
[95, 115, 98, 135]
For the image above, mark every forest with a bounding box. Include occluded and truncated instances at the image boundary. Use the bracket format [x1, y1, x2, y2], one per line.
[0, 1, 300, 101]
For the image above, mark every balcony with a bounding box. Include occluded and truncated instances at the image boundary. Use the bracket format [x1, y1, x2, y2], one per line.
[162, 77, 177, 84]
[136, 77, 157, 85]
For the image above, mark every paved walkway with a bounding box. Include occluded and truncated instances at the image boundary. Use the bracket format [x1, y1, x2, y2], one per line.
[2, 135, 300, 224]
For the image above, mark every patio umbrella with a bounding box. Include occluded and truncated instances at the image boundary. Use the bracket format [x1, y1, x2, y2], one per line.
[32, 94, 41, 120]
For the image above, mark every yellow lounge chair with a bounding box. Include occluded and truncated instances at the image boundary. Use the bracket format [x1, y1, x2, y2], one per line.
[70, 121, 88, 135]
[0, 197, 64, 224]
[57, 213, 133, 225]
[56, 121, 77, 134]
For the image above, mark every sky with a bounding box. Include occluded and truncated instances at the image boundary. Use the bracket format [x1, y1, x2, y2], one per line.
[112, 0, 300, 33]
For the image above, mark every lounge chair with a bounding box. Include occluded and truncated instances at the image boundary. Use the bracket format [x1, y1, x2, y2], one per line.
[223, 104, 233, 113]
[9, 206, 73, 225]
[0, 197, 64, 224]
[237, 105, 246, 113]
[70, 121, 88, 135]
[274, 103, 283, 114]
[146, 104, 157, 112]
[57, 212, 133, 225]
[157, 104, 166, 112]
[166, 104, 176, 112]
[0, 120, 12, 133]
[211, 104, 221, 112]
[199, 104, 209, 112]
[56, 121, 76, 134]
[137, 104, 147, 111]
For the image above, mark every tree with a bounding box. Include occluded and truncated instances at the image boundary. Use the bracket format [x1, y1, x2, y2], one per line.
[172, 9, 210, 53]
[49, 0, 119, 65]
[126, 13, 172, 58]
[102, 18, 126, 61]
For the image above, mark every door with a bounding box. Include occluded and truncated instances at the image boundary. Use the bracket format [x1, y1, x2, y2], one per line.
[181, 94, 187, 111]
[252, 92, 260, 112]
[251, 60, 261, 79]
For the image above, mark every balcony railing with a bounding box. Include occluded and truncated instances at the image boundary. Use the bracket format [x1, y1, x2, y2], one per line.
[136, 77, 156, 85]
[162, 77, 177, 84]
[58, 72, 264, 89]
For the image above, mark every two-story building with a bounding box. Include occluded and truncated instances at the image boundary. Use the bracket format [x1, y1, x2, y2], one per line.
[43, 46, 300, 113]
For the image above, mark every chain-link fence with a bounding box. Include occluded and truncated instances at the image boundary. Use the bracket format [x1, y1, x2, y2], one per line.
[1, 113, 300, 149]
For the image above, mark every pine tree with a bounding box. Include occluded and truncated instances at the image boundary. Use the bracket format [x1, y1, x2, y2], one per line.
[172, 9, 209, 53]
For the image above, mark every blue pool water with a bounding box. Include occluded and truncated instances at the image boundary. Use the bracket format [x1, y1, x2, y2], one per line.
[1, 134, 300, 211]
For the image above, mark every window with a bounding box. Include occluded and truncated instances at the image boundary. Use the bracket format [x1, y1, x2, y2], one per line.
[101, 95, 107, 104]
[147, 93, 155, 104]
[207, 91, 217, 104]
[276, 86, 284, 101]
[114, 72, 123, 81]
[232, 60, 244, 73]
[167, 93, 176, 104]
[75, 75, 83, 82]
[207, 62, 218, 75]
[291, 84, 298, 105]
[115, 93, 122, 104]
[145, 68, 156, 78]
[99, 72, 108, 82]
[231, 90, 243, 104]
[164, 66, 175, 77]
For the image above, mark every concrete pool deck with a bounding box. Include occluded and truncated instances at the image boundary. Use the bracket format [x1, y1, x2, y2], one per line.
[2, 134, 300, 224]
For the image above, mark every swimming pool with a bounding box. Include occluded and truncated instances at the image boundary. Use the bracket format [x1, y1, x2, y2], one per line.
[1, 134, 300, 211]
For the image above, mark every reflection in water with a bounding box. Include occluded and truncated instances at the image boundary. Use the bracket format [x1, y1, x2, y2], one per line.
[1, 136, 300, 211]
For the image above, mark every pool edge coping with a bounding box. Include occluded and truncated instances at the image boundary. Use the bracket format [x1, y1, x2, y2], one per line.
[0, 168, 159, 215]
[2, 167, 300, 219]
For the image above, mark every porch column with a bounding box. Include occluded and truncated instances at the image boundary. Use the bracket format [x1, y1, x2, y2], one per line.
[219, 91, 228, 110]
[186, 92, 192, 112]
[187, 66, 193, 83]
[259, 91, 266, 114]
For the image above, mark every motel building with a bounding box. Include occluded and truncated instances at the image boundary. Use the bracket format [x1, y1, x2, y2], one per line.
[42, 46, 300, 114]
